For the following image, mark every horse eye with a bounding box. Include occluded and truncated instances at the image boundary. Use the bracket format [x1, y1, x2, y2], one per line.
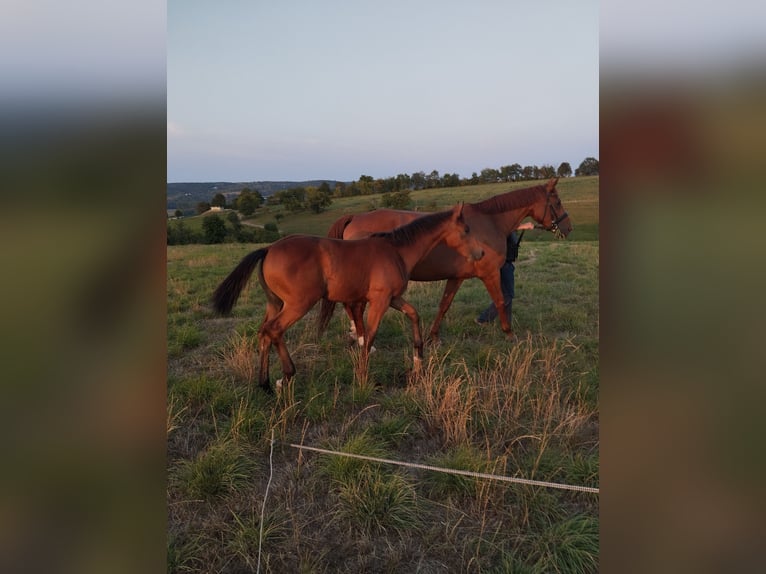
[464, 224, 470, 233]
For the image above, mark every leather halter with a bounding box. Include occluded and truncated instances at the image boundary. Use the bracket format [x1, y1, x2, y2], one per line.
[544, 192, 569, 238]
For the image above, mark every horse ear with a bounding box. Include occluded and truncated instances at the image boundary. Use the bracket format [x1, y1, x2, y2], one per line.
[546, 177, 559, 191]
[454, 202, 464, 220]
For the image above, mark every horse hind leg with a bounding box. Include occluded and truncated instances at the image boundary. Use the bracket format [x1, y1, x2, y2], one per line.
[272, 333, 296, 392]
[428, 278, 464, 343]
[256, 301, 281, 394]
[263, 302, 313, 391]
[259, 324, 294, 394]
[257, 330, 274, 394]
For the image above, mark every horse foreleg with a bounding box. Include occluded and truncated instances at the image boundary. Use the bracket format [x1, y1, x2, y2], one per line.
[361, 297, 391, 361]
[350, 302, 368, 347]
[390, 296, 423, 372]
[428, 278, 464, 342]
[480, 271, 514, 338]
[342, 303, 358, 343]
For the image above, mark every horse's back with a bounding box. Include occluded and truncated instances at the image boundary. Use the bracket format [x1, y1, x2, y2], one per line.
[343, 209, 422, 240]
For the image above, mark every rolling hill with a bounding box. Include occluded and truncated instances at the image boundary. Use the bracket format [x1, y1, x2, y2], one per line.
[166, 180, 345, 213]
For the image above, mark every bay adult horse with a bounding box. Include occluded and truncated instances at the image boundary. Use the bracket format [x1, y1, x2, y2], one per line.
[211, 204, 483, 394]
[322, 178, 572, 342]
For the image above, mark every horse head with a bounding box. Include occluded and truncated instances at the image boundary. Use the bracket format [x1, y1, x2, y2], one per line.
[444, 202, 485, 261]
[533, 178, 573, 239]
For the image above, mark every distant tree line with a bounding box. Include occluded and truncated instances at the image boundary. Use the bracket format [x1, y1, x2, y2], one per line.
[331, 157, 597, 198]
[167, 213, 280, 245]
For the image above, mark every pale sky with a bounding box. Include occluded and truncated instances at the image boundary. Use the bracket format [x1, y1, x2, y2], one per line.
[167, 0, 599, 182]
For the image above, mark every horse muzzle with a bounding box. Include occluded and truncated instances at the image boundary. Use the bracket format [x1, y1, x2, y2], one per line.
[551, 211, 572, 239]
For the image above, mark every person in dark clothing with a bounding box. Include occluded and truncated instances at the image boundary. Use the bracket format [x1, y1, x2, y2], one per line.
[475, 222, 534, 325]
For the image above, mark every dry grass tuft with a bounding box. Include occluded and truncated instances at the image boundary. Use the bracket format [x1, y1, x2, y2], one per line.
[166, 394, 187, 437]
[220, 331, 256, 384]
[406, 350, 476, 446]
[347, 345, 375, 402]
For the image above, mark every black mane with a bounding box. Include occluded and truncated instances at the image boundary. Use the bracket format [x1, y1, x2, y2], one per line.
[371, 209, 452, 247]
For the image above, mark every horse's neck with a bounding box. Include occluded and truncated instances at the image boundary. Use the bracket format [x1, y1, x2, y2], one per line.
[395, 226, 450, 272]
[481, 186, 544, 235]
[493, 206, 531, 235]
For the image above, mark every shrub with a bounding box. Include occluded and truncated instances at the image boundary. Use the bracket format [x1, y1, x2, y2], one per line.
[202, 213, 227, 244]
[317, 433, 389, 487]
[531, 514, 599, 573]
[337, 467, 420, 536]
[173, 441, 257, 501]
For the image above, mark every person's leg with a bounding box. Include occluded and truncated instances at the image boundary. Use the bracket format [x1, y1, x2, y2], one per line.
[476, 300, 498, 323]
[500, 262, 515, 323]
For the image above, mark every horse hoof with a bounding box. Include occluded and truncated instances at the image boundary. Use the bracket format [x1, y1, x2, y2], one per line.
[261, 384, 274, 395]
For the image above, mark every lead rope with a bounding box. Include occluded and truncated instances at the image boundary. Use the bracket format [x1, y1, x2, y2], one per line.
[289, 443, 598, 494]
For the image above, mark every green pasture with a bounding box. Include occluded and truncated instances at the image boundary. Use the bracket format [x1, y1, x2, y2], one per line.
[167, 176, 599, 572]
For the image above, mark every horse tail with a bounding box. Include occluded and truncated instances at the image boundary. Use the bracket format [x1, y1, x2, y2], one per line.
[317, 298, 336, 337]
[327, 213, 354, 239]
[211, 248, 269, 315]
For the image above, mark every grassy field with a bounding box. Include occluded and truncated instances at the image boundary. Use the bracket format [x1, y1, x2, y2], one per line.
[167, 177, 599, 572]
